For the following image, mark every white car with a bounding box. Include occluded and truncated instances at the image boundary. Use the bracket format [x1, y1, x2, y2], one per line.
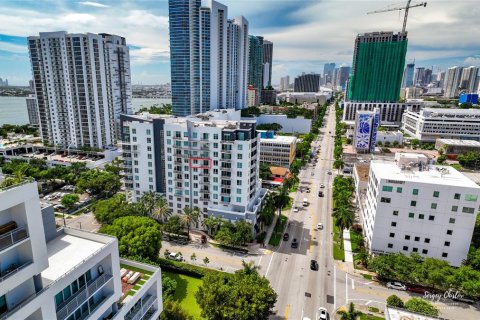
[317, 307, 328, 320]
[293, 207, 299, 213]
[317, 223, 324, 230]
[386, 281, 407, 291]
[320, 184, 325, 188]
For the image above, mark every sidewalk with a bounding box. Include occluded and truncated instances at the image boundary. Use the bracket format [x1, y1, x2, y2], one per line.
[343, 229, 354, 262]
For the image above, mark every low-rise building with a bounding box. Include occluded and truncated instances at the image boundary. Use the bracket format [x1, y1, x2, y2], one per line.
[385, 306, 440, 320]
[277, 89, 332, 104]
[0, 175, 162, 319]
[362, 153, 480, 267]
[242, 114, 312, 134]
[247, 85, 259, 107]
[435, 138, 480, 159]
[342, 101, 423, 127]
[402, 108, 480, 142]
[261, 166, 291, 189]
[376, 131, 404, 146]
[258, 131, 297, 167]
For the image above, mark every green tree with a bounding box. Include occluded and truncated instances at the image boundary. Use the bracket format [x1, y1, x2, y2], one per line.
[190, 253, 197, 263]
[76, 169, 121, 198]
[195, 269, 277, 320]
[259, 162, 272, 180]
[471, 214, 480, 249]
[202, 216, 223, 235]
[241, 260, 260, 275]
[162, 276, 177, 300]
[404, 298, 439, 317]
[164, 215, 184, 238]
[203, 256, 210, 266]
[93, 194, 138, 225]
[138, 191, 171, 222]
[181, 207, 200, 238]
[387, 295, 405, 308]
[235, 220, 253, 245]
[104, 158, 123, 175]
[340, 303, 361, 320]
[411, 139, 420, 149]
[99, 216, 161, 260]
[437, 154, 447, 164]
[256, 123, 283, 131]
[60, 193, 80, 210]
[160, 300, 192, 320]
[273, 187, 290, 214]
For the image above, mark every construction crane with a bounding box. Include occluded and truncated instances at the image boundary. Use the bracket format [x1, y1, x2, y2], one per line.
[367, 0, 427, 33]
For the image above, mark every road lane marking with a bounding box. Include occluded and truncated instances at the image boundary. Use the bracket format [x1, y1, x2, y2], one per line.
[284, 304, 290, 319]
[333, 265, 337, 310]
[257, 255, 262, 267]
[365, 300, 372, 306]
[346, 273, 348, 303]
[265, 251, 275, 276]
[351, 279, 355, 290]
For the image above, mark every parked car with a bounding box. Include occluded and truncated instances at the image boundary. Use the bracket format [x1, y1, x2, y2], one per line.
[317, 223, 323, 230]
[293, 207, 299, 213]
[320, 184, 325, 188]
[310, 260, 319, 271]
[318, 191, 324, 197]
[387, 281, 407, 291]
[317, 307, 328, 320]
[291, 238, 298, 248]
[407, 285, 428, 294]
[327, 171, 332, 175]
[283, 233, 290, 241]
[168, 252, 183, 261]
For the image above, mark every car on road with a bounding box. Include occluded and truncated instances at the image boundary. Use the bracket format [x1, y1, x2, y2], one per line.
[407, 285, 429, 294]
[317, 307, 328, 320]
[317, 223, 323, 230]
[310, 259, 319, 271]
[387, 281, 407, 291]
[293, 207, 299, 213]
[291, 238, 298, 248]
[283, 233, 290, 241]
[320, 183, 325, 188]
[327, 171, 332, 175]
[168, 252, 183, 261]
[306, 188, 310, 193]
[318, 191, 324, 197]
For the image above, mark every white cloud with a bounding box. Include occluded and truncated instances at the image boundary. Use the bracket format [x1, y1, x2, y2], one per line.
[79, 1, 109, 8]
[130, 47, 170, 65]
[0, 41, 27, 53]
[464, 56, 480, 67]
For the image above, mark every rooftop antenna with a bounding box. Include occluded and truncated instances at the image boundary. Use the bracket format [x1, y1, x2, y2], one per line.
[367, 0, 427, 33]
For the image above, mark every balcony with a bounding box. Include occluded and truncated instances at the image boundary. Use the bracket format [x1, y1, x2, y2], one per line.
[56, 272, 113, 320]
[0, 225, 29, 253]
[0, 260, 33, 283]
[125, 295, 157, 320]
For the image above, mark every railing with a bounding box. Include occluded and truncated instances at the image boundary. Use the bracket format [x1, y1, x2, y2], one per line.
[0, 225, 29, 252]
[77, 292, 113, 320]
[56, 272, 112, 320]
[0, 260, 33, 283]
[125, 295, 156, 320]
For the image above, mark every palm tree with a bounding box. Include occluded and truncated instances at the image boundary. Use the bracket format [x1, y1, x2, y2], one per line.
[202, 216, 222, 235]
[340, 303, 360, 320]
[274, 187, 290, 215]
[241, 260, 260, 275]
[138, 191, 157, 216]
[181, 207, 200, 238]
[258, 193, 276, 228]
[332, 206, 355, 247]
[151, 196, 171, 222]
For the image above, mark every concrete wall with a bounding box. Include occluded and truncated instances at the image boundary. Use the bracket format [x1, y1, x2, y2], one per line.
[244, 114, 312, 134]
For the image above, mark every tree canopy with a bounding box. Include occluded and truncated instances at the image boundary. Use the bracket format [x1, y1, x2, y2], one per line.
[99, 216, 162, 260]
[256, 123, 283, 131]
[76, 169, 121, 198]
[404, 298, 439, 317]
[93, 194, 139, 225]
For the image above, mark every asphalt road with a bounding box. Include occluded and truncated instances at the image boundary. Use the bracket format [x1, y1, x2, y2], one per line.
[260, 103, 337, 320]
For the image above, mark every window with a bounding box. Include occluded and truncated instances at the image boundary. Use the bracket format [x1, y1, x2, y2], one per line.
[452, 205, 458, 212]
[238, 145, 243, 150]
[388, 243, 393, 248]
[424, 238, 430, 243]
[410, 200, 416, 207]
[214, 134, 219, 140]
[429, 215, 435, 221]
[447, 229, 453, 235]
[419, 214, 424, 219]
[236, 197, 241, 202]
[397, 187, 403, 193]
[382, 185, 393, 192]
[462, 207, 475, 214]
[422, 249, 428, 254]
[405, 235, 410, 240]
[413, 188, 419, 195]
[414, 236, 420, 242]
[433, 191, 440, 198]
[465, 194, 478, 202]
[389, 232, 395, 238]
[403, 246, 409, 251]
[183, 131, 188, 137]
[237, 163, 242, 169]
[238, 154, 243, 160]
[408, 212, 415, 218]
[147, 138, 151, 143]
[444, 241, 450, 247]
[431, 203, 437, 209]
[381, 197, 391, 203]
[391, 222, 397, 227]
[166, 131, 171, 136]
[132, 128, 136, 134]
[449, 218, 456, 224]
[146, 129, 151, 135]
[393, 210, 399, 216]
[454, 193, 461, 200]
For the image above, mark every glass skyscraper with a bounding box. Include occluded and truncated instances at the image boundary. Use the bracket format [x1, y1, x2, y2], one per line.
[248, 35, 264, 91]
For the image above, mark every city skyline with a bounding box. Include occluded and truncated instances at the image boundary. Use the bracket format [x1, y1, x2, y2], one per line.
[0, 0, 479, 86]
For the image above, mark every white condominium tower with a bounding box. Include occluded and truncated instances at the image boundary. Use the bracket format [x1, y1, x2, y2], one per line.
[28, 31, 132, 149]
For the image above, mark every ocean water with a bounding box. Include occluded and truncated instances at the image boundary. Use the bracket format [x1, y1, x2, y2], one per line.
[0, 97, 172, 126]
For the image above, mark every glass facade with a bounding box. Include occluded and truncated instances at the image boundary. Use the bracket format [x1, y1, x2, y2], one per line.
[248, 35, 263, 91]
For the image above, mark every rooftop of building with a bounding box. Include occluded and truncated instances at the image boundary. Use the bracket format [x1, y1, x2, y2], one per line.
[370, 158, 480, 188]
[436, 139, 480, 146]
[118, 259, 159, 303]
[384, 307, 440, 320]
[417, 108, 480, 117]
[354, 163, 370, 182]
[42, 228, 115, 286]
[258, 132, 297, 143]
[269, 166, 290, 177]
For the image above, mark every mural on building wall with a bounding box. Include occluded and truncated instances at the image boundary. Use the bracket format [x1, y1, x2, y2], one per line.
[370, 112, 380, 152]
[355, 113, 372, 149]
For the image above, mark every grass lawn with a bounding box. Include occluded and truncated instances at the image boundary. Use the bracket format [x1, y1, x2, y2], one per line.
[269, 214, 287, 246]
[350, 230, 363, 253]
[450, 163, 464, 171]
[163, 271, 203, 319]
[359, 312, 384, 320]
[362, 274, 373, 280]
[332, 217, 345, 260]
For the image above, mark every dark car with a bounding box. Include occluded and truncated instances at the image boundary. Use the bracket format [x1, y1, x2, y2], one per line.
[407, 285, 428, 294]
[318, 191, 324, 197]
[283, 233, 290, 241]
[310, 260, 319, 271]
[291, 238, 298, 248]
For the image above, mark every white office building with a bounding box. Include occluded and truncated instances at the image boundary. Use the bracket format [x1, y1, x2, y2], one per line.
[342, 101, 423, 127]
[402, 108, 480, 142]
[0, 175, 162, 319]
[258, 131, 297, 167]
[27, 31, 132, 149]
[444, 66, 464, 98]
[361, 153, 480, 266]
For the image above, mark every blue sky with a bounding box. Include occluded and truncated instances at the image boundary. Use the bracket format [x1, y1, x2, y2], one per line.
[1, 0, 479, 86]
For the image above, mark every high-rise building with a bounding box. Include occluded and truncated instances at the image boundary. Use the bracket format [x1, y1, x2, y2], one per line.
[359, 153, 480, 267]
[444, 66, 464, 98]
[353, 108, 379, 153]
[27, 31, 132, 148]
[293, 73, 321, 92]
[262, 40, 273, 88]
[347, 31, 407, 102]
[335, 66, 351, 90]
[436, 71, 445, 88]
[323, 63, 336, 86]
[424, 68, 433, 86]
[413, 67, 425, 87]
[169, 0, 249, 116]
[280, 75, 290, 91]
[0, 174, 163, 319]
[26, 95, 39, 128]
[0, 78, 8, 86]
[402, 63, 415, 88]
[29, 79, 35, 92]
[248, 35, 264, 91]
[460, 66, 479, 93]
